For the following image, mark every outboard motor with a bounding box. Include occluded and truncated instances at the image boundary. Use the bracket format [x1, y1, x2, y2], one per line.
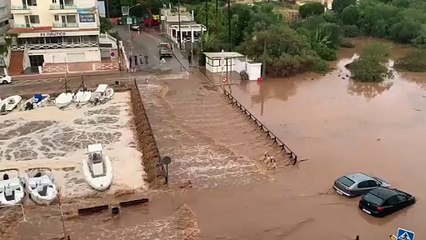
[25, 102, 33, 111]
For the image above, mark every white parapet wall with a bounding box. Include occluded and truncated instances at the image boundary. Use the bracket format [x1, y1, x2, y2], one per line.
[205, 51, 262, 81]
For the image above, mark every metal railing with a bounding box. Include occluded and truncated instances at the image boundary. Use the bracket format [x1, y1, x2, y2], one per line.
[223, 87, 298, 162]
[11, 42, 99, 51]
[11, 5, 31, 10]
[52, 22, 78, 28]
[49, 4, 77, 10]
[13, 23, 31, 28]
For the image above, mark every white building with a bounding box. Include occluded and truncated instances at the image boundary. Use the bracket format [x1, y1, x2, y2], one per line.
[161, 8, 206, 50]
[0, 0, 11, 36]
[8, 0, 102, 74]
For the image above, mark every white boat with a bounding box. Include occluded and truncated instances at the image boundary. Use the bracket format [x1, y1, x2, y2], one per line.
[90, 84, 114, 104]
[0, 169, 25, 206]
[23, 93, 50, 110]
[24, 168, 58, 205]
[73, 90, 92, 104]
[2, 95, 22, 112]
[55, 92, 74, 109]
[82, 144, 113, 191]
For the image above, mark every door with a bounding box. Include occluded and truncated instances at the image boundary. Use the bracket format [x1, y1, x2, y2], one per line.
[61, 16, 66, 27]
[29, 55, 44, 72]
[24, 16, 31, 28]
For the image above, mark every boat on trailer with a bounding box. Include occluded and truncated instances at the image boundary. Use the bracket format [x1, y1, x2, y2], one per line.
[24, 168, 58, 205]
[0, 169, 25, 206]
[23, 93, 50, 110]
[82, 144, 113, 191]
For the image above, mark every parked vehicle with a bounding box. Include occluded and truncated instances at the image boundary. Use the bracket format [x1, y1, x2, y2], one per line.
[130, 23, 140, 31]
[333, 173, 390, 197]
[359, 187, 415, 217]
[1, 75, 12, 84]
[158, 43, 173, 58]
[1, 95, 22, 113]
[144, 18, 160, 27]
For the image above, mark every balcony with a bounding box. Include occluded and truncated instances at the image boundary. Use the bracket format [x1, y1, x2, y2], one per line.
[13, 23, 32, 28]
[49, 4, 77, 13]
[52, 22, 78, 29]
[11, 42, 99, 51]
[11, 5, 31, 14]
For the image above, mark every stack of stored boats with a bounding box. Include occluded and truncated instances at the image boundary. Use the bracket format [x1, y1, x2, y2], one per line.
[0, 83, 115, 115]
[0, 143, 113, 207]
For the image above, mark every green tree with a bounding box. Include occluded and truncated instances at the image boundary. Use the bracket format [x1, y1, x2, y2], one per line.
[319, 22, 341, 48]
[100, 17, 114, 33]
[340, 5, 359, 25]
[299, 2, 325, 18]
[348, 42, 393, 82]
[389, 20, 422, 43]
[395, 49, 426, 72]
[332, 0, 356, 14]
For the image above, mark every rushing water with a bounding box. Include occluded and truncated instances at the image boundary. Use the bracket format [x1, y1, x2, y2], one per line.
[9, 38, 426, 240]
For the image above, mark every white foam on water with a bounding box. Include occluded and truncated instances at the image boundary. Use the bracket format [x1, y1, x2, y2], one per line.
[0, 92, 148, 199]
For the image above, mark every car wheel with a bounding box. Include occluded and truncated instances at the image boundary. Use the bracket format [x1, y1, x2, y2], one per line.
[2, 80, 7, 84]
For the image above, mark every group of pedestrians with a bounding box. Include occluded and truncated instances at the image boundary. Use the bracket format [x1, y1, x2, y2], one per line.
[128, 54, 149, 71]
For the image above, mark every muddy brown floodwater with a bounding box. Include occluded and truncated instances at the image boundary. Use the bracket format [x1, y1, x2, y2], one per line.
[4, 38, 426, 240]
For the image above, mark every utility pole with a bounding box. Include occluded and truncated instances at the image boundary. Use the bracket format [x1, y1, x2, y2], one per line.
[105, 0, 109, 18]
[215, 0, 219, 35]
[262, 41, 266, 79]
[205, 0, 208, 30]
[178, 0, 182, 50]
[227, 0, 231, 51]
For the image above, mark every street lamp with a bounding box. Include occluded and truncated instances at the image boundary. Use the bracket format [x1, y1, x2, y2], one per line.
[177, 0, 182, 50]
[128, 3, 141, 56]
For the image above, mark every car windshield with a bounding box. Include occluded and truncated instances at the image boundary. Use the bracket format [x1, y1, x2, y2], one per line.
[337, 176, 355, 187]
[363, 193, 384, 206]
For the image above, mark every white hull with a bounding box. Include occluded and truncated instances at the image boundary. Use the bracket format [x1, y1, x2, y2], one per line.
[25, 173, 58, 205]
[23, 94, 50, 110]
[3, 95, 22, 111]
[82, 156, 113, 191]
[90, 84, 114, 103]
[0, 178, 25, 206]
[55, 92, 74, 109]
[74, 91, 92, 104]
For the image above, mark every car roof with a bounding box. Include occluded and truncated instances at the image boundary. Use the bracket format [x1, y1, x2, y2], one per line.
[345, 173, 374, 182]
[369, 187, 400, 200]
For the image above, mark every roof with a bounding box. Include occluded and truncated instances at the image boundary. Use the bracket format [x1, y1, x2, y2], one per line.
[346, 173, 374, 182]
[88, 143, 103, 153]
[369, 187, 399, 200]
[204, 52, 244, 59]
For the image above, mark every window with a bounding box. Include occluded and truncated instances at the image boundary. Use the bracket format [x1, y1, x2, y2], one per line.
[66, 15, 76, 23]
[363, 193, 384, 206]
[357, 181, 369, 189]
[367, 180, 379, 188]
[54, 15, 59, 21]
[52, 0, 57, 3]
[29, 15, 40, 24]
[337, 177, 355, 187]
[386, 196, 399, 205]
[28, 0, 37, 6]
[396, 195, 407, 202]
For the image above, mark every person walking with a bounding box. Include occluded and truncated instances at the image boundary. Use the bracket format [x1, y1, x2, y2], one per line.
[139, 54, 144, 65]
[128, 57, 132, 70]
[187, 55, 192, 66]
[133, 55, 138, 71]
[144, 55, 149, 64]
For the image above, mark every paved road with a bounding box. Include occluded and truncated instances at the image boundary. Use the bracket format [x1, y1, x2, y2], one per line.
[116, 25, 187, 73]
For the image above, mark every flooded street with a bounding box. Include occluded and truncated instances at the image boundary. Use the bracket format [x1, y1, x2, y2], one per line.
[225, 38, 426, 237]
[3, 38, 426, 239]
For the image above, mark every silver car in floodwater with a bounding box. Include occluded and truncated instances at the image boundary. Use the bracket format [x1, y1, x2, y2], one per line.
[333, 173, 391, 197]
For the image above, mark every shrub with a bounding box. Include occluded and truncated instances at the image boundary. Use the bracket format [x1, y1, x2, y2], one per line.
[299, 2, 325, 18]
[394, 49, 426, 72]
[342, 25, 360, 38]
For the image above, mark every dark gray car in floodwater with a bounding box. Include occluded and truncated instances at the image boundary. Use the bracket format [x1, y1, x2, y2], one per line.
[333, 173, 391, 197]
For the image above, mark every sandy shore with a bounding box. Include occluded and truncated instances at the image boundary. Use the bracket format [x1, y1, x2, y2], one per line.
[0, 92, 147, 199]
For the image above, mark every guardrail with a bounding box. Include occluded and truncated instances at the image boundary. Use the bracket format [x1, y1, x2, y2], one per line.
[223, 87, 298, 163]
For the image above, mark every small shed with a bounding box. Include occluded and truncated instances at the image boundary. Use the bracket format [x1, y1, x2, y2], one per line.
[204, 51, 262, 81]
